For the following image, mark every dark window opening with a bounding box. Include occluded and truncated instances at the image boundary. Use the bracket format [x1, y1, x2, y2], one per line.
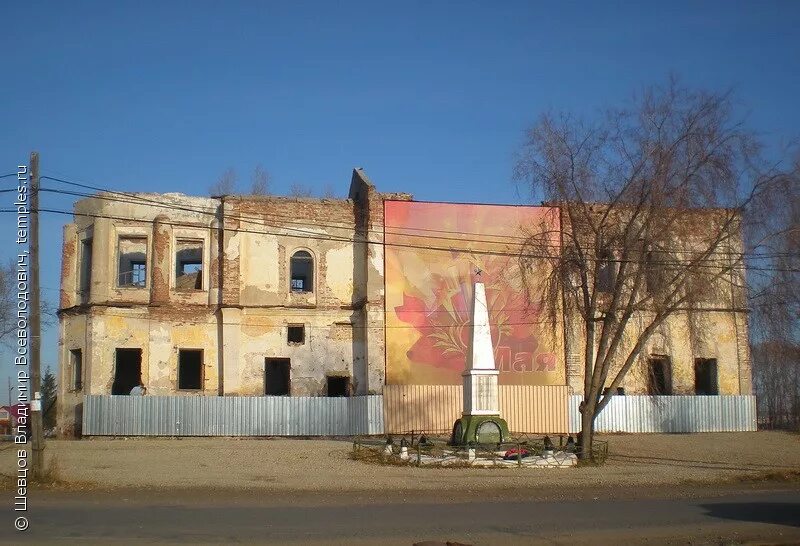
[645, 250, 667, 295]
[694, 358, 718, 395]
[112, 348, 142, 395]
[79, 238, 92, 295]
[287, 325, 305, 344]
[597, 250, 616, 293]
[70, 349, 83, 391]
[290, 250, 313, 293]
[178, 350, 203, 390]
[647, 357, 672, 395]
[118, 237, 147, 287]
[265, 358, 290, 396]
[327, 376, 350, 397]
[175, 240, 203, 290]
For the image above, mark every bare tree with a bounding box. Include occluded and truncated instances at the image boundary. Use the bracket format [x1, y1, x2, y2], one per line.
[514, 80, 786, 457]
[0, 260, 54, 345]
[209, 167, 237, 196]
[749, 153, 800, 429]
[322, 183, 337, 199]
[753, 341, 800, 429]
[250, 164, 271, 195]
[289, 182, 314, 198]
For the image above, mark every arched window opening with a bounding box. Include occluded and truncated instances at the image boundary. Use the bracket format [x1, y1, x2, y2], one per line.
[290, 250, 314, 293]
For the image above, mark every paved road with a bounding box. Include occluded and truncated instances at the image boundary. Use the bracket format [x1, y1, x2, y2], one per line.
[4, 487, 800, 545]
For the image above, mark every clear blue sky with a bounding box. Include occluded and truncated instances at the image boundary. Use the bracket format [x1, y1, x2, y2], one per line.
[1, 1, 799, 402]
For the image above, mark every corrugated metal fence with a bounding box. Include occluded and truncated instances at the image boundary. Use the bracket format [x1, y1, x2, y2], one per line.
[383, 385, 569, 434]
[83, 395, 385, 436]
[83, 392, 756, 436]
[568, 395, 757, 433]
[501, 385, 569, 434]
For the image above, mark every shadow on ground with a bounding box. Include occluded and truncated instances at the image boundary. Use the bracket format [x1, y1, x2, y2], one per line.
[701, 502, 800, 528]
[608, 453, 798, 473]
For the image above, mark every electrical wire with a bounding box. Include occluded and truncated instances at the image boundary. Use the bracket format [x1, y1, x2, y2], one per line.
[39, 174, 797, 262]
[21, 205, 799, 273]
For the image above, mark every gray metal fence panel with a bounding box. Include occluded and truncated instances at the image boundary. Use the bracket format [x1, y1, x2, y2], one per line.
[568, 394, 757, 433]
[83, 395, 385, 436]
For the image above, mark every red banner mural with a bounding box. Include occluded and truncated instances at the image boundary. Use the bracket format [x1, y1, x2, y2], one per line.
[384, 200, 564, 385]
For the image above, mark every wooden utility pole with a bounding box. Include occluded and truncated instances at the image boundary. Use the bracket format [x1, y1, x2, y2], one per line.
[29, 151, 44, 478]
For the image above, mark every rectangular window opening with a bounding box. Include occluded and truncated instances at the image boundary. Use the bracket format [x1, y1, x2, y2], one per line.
[694, 358, 718, 395]
[175, 239, 203, 290]
[79, 238, 92, 295]
[645, 251, 661, 295]
[265, 358, 290, 396]
[327, 376, 350, 397]
[178, 349, 203, 390]
[647, 357, 672, 395]
[287, 325, 305, 345]
[597, 251, 616, 293]
[117, 237, 148, 288]
[70, 349, 83, 391]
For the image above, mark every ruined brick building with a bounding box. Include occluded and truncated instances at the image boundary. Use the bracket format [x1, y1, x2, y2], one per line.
[56, 169, 753, 436]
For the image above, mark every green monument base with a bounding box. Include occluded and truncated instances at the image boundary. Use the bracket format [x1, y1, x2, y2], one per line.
[450, 415, 509, 446]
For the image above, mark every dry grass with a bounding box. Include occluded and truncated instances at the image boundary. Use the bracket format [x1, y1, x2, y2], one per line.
[0, 431, 798, 492]
[0, 451, 80, 489]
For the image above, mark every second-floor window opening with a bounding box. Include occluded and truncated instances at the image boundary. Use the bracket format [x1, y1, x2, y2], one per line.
[118, 237, 148, 288]
[175, 239, 203, 290]
[79, 238, 92, 294]
[597, 248, 616, 293]
[290, 250, 313, 293]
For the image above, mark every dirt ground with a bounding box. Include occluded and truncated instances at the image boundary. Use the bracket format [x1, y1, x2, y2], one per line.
[2, 431, 799, 492]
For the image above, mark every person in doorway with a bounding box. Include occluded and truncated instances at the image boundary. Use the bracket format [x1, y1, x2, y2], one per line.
[129, 383, 147, 396]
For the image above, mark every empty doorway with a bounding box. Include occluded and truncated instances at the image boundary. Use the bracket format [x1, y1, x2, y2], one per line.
[647, 357, 672, 395]
[265, 358, 290, 396]
[694, 358, 719, 395]
[112, 348, 142, 395]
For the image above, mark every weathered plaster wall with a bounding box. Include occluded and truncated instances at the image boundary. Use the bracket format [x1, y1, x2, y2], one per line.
[564, 297, 750, 396]
[349, 169, 399, 393]
[236, 311, 360, 396]
[58, 180, 390, 435]
[56, 313, 87, 437]
[611, 310, 746, 395]
[60, 308, 220, 397]
[560, 207, 752, 397]
[224, 193, 373, 395]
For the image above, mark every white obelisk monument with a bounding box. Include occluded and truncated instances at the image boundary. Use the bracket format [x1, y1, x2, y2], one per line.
[452, 280, 508, 445]
[462, 282, 500, 416]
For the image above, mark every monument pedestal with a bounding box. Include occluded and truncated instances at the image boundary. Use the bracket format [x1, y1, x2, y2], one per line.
[451, 414, 510, 446]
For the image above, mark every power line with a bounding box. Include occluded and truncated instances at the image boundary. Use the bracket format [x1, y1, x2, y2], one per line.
[42, 174, 546, 245]
[1, 200, 796, 272]
[39, 173, 795, 262]
[28, 206, 783, 271]
[41, 185, 537, 251]
[37, 184, 800, 269]
[0, 170, 787, 274]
